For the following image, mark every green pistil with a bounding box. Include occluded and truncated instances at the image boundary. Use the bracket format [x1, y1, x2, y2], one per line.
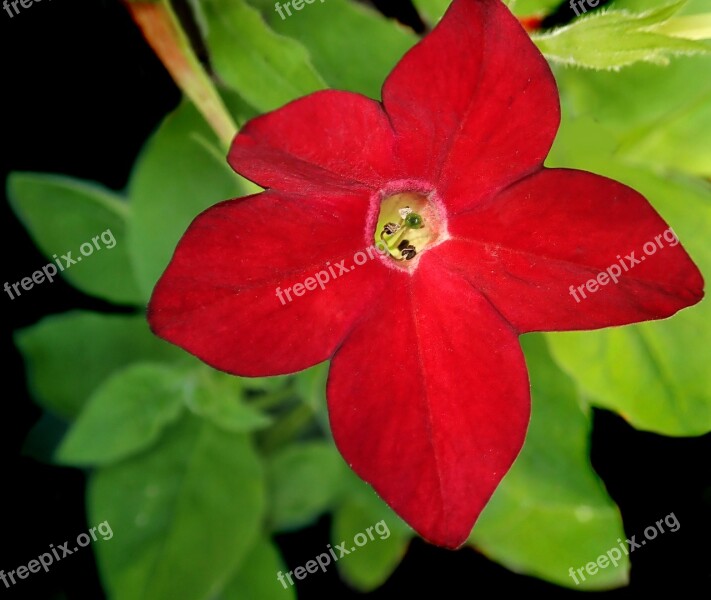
[405, 213, 423, 229]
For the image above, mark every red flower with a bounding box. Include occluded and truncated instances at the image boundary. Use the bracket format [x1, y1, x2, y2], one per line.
[148, 0, 703, 547]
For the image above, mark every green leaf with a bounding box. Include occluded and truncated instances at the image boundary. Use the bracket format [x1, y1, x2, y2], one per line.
[7, 173, 143, 305]
[616, 82, 711, 178]
[185, 371, 272, 433]
[89, 414, 265, 600]
[15, 311, 186, 419]
[546, 111, 711, 436]
[554, 54, 711, 177]
[556, 54, 709, 130]
[331, 470, 411, 592]
[56, 364, 186, 466]
[614, 0, 711, 15]
[548, 174, 711, 434]
[220, 86, 261, 128]
[589, 0, 711, 40]
[215, 538, 295, 600]
[267, 441, 345, 532]
[56, 360, 271, 466]
[128, 101, 256, 299]
[470, 335, 628, 590]
[532, 1, 710, 70]
[199, 0, 326, 112]
[249, 0, 417, 98]
[412, 0, 452, 23]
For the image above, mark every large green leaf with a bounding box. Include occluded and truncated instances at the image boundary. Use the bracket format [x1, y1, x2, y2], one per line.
[331, 470, 412, 592]
[127, 101, 255, 299]
[89, 414, 264, 600]
[249, 0, 417, 99]
[621, 87, 711, 177]
[532, 1, 709, 69]
[15, 311, 186, 419]
[56, 364, 186, 466]
[200, 0, 326, 112]
[216, 538, 295, 600]
[267, 441, 345, 532]
[545, 111, 711, 436]
[556, 54, 711, 177]
[7, 173, 142, 304]
[470, 335, 628, 590]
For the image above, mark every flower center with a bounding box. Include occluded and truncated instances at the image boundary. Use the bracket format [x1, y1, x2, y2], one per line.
[374, 192, 441, 263]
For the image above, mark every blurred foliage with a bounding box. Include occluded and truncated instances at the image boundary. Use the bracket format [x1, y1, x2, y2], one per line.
[532, 1, 710, 69]
[8, 0, 711, 597]
[200, 0, 327, 111]
[126, 101, 256, 300]
[545, 53, 711, 435]
[470, 336, 628, 589]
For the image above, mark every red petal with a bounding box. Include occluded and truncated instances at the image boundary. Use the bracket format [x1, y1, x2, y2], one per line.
[382, 0, 560, 214]
[434, 168, 704, 333]
[148, 190, 388, 375]
[327, 262, 530, 548]
[228, 90, 398, 194]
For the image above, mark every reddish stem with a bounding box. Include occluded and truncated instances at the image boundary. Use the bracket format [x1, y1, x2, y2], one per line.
[124, 0, 237, 147]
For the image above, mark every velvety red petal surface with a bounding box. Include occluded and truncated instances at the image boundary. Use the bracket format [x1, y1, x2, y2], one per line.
[433, 168, 704, 333]
[228, 90, 398, 194]
[148, 190, 388, 375]
[382, 0, 560, 214]
[327, 261, 530, 548]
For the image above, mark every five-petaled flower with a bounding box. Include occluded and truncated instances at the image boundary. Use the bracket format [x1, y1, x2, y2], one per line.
[148, 0, 703, 547]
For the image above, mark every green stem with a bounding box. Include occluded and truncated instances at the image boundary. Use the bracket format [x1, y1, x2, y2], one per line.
[124, 0, 237, 147]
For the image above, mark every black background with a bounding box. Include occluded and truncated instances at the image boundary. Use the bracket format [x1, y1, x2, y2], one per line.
[1, 0, 709, 598]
